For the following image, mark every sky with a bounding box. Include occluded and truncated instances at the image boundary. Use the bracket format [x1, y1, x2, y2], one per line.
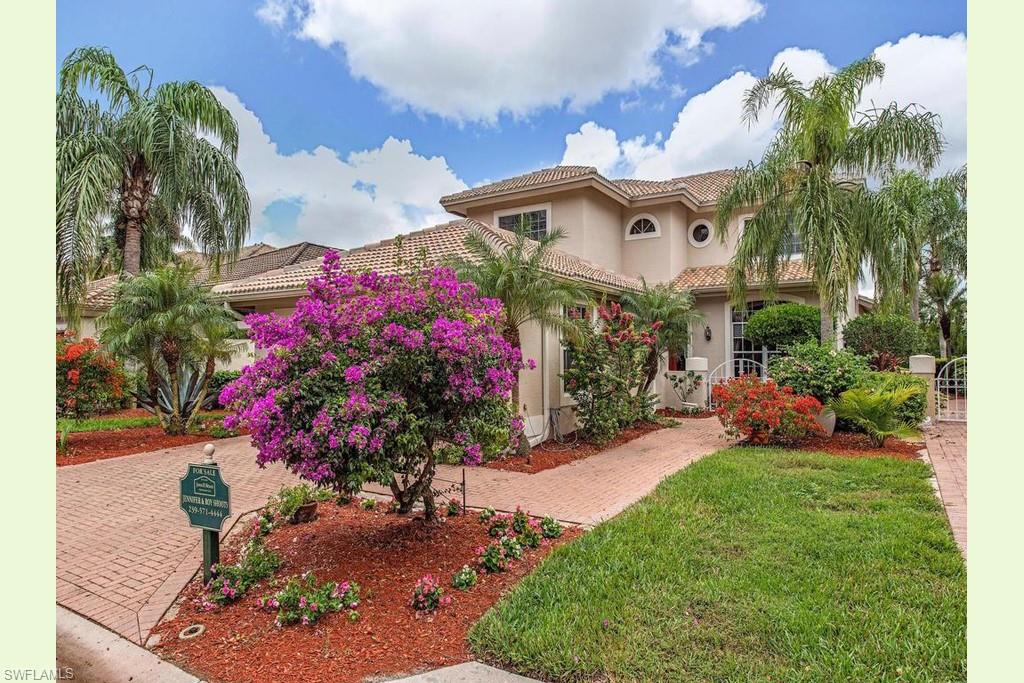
[57, 0, 967, 250]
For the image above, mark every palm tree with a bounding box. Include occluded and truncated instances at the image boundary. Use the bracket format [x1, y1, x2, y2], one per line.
[451, 221, 588, 451]
[621, 279, 705, 394]
[715, 56, 943, 344]
[57, 46, 250, 323]
[872, 166, 966, 320]
[99, 264, 241, 434]
[923, 273, 966, 358]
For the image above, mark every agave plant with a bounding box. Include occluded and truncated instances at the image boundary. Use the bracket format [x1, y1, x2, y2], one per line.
[828, 387, 923, 447]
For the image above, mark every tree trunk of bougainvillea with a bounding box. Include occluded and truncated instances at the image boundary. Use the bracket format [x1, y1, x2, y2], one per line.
[389, 450, 438, 521]
[502, 323, 531, 458]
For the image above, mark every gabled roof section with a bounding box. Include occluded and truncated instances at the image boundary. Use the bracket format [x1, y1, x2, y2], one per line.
[672, 260, 812, 292]
[440, 164, 737, 210]
[214, 218, 642, 299]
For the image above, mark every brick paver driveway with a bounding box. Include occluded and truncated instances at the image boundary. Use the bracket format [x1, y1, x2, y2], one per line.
[57, 419, 725, 644]
[924, 423, 967, 555]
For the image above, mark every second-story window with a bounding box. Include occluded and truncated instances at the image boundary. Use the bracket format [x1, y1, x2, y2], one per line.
[498, 209, 547, 240]
[625, 214, 661, 240]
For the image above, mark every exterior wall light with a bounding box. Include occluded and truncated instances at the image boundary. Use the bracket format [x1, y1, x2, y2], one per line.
[704, 325, 713, 342]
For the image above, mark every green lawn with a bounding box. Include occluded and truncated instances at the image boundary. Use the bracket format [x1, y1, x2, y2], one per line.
[56, 411, 227, 433]
[469, 448, 966, 682]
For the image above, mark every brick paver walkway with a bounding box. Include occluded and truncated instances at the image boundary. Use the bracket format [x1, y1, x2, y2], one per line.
[924, 423, 967, 556]
[57, 419, 725, 644]
[57, 438, 299, 644]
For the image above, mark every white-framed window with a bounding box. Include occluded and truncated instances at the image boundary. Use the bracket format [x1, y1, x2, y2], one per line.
[625, 213, 661, 240]
[494, 202, 551, 241]
[688, 218, 713, 248]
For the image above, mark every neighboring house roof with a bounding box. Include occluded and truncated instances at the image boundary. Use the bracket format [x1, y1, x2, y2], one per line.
[214, 218, 642, 299]
[671, 260, 813, 292]
[79, 242, 339, 313]
[178, 242, 277, 267]
[440, 165, 737, 209]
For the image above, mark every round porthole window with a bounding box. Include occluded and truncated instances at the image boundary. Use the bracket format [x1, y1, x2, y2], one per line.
[688, 220, 712, 248]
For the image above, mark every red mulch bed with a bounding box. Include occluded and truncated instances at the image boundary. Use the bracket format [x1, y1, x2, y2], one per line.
[656, 407, 715, 419]
[485, 420, 666, 474]
[153, 502, 577, 683]
[801, 431, 924, 460]
[56, 428, 234, 467]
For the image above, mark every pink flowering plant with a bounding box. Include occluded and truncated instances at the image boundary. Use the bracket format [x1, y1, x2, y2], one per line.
[220, 254, 527, 519]
[261, 571, 360, 627]
[411, 574, 451, 611]
[202, 538, 281, 608]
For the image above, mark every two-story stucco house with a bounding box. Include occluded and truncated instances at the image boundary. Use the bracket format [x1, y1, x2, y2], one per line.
[204, 164, 868, 445]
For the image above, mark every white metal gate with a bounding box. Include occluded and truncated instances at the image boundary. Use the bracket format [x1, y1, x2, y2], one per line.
[707, 358, 767, 407]
[935, 356, 967, 422]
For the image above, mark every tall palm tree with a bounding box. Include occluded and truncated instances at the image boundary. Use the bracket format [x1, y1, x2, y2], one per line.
[451, 221, 588, 451]
[715, 56, 943, 344]
[99, 264, 240, 434]
[872, 166, 966, 320]
[57, 46, 251, 323]
[923, 273, 966, 358]
[621, 279, 705, 394]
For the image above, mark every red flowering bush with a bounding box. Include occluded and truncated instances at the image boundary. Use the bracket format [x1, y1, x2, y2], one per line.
[711, 374, 823, 446]
[56, 332, 126, 417]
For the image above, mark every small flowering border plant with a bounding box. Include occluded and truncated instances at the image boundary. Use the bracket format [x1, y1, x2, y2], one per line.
[220, 257, 528, 520]
[451, 565, 477, 591]
[261, 571, 360, 627]
[477, 542, 509, 573]
[487, 513, 513, 537]
[199, 538, 281, 610]
[446, 498, 462, 516]
[411, 574, 451, 611]
[540, 516, 564, 539]
[711, 374, 824, 446]
[478, 506, 497, 522]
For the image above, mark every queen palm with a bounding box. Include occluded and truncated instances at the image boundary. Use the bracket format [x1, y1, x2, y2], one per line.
[621, 279, 705, 394]
[451, 221, 587, 451]
[923, 273, 966, 358]
[715, 56, 943, 343]
[57, 46, 250, 323]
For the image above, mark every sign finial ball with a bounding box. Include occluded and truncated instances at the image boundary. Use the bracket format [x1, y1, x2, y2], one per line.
[203, 443, 216, 463]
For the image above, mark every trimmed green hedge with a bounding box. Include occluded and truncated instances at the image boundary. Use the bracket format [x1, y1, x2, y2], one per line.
[842, 314, 926, 369]
[745, 303, 820, 349]
[858, 371, 928, 426]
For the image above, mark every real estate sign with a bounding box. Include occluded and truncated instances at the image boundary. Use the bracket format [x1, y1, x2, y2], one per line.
[179, 463, 231, 531]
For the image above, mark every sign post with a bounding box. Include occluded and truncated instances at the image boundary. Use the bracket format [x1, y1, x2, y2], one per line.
[179, 444, 231, 585]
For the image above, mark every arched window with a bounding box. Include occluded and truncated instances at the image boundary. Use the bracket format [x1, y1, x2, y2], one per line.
[625, 214, 660, 240]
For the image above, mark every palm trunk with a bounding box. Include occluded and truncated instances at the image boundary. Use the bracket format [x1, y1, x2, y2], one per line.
[121, 162, 151, 276]
[938, 308, 951, 358]
[820, 308, 835, 346]
[640, 346, 659, 395]
[502, 324, 530, 456]
[123, 217, 143, 275]
[910, 285, 920, 322]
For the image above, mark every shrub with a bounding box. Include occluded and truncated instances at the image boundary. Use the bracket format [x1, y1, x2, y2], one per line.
[500, 534, 525, 560]
[446, 499, 461, 516]
[841, 313, 926, 370]
[511, 507, 530, 534]
[712, 375, 823, 446]
[360, 498, 377, 511]
[829, 387, 923, 446]
[477, 542, 509, 573]
[478, 506, 497, 522]
[411, 574, 450, 611]
[518, 522, 542, 549]
[262, 572, 360, 627]
[745, 303, 820, 349]
[56, 333, 127, 418]
[267, 483, 334, 522]
[664, 370, 704, 406]
[540, 516, 563, 539]
[220, 257, 526, 520]
[487, 513, 513, 537]
[768, 341, 869, 403]
[209, 370, 242, 407]
[204, 538, 281, 607]
[562, 302, 659, 444]
[858, 372, 928, 426]
[452, 565, 478, 590]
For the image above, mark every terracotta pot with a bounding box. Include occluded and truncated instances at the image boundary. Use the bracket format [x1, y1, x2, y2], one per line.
[290, 501, 318, 524]
[815, 408, 837, 437]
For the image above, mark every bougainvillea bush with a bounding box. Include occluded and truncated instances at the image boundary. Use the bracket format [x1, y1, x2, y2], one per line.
[562, 302, 658, 444]
[712, 375, 823, 446]
[220, 253, 526, 519]
[56, 332, 127, 417]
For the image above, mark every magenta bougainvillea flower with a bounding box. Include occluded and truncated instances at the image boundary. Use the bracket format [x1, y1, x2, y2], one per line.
[220, 252, 527, 518]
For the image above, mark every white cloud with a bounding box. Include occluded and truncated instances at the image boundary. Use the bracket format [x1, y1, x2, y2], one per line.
[257, 0, 765, 122]
[210, 87, 466, 248]
[565, 33, 966, 179]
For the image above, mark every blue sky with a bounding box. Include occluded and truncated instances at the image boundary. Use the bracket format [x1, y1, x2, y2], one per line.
[57, 1, 967, 248]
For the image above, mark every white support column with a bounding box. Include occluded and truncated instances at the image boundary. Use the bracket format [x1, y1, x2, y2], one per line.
[685, 357, 709, 407]
[910, 354, 937, 423]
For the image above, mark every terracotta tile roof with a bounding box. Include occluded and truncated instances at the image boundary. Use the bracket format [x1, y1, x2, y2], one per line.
[440, 166, 597, 204]
[611, 169, 737, 204]
[80, 243, 339, 312]
[215, 218, 642, 298]
[178, 242, 277, 267]
[439, 164, 738, 207]
[672, 260, 812, 291]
